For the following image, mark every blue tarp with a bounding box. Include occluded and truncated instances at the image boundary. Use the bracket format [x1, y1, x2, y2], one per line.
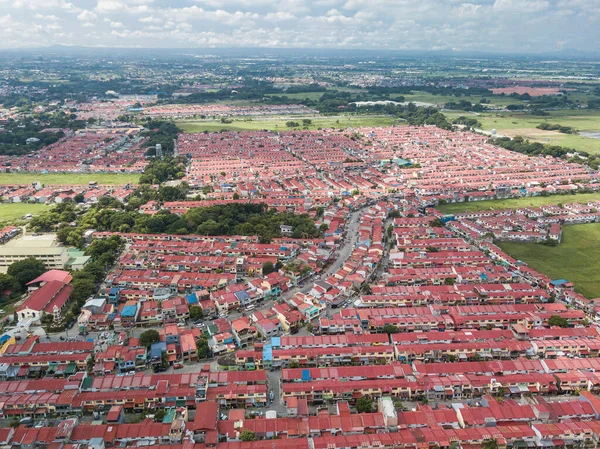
[302, 369, 311, 381]
[187, 293, 198, 305]
[271, 337, 281, 348]
[121, 304, 137, 317]
[263, 344, 273, 361]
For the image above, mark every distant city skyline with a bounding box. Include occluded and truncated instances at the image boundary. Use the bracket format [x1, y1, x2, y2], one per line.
[0, 0, 598, 54]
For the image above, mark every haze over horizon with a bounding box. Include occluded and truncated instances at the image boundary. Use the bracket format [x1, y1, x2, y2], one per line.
[0, 0, 598, 54]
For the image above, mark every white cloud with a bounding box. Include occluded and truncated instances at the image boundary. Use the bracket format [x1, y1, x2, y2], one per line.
[0, 0, 595, 52]
[77, 10, 97, 22]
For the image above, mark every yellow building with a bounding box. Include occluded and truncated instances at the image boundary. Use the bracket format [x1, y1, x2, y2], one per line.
[0, 234, 69, 273]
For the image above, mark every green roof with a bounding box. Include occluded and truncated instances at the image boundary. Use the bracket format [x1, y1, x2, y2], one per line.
[65, 362, 77, 375]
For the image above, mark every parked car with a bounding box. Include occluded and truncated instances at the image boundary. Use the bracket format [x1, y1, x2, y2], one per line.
[174, 362, 183, 369]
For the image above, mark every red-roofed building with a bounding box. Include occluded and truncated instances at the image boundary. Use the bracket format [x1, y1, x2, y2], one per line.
[16, 280, 72, 321]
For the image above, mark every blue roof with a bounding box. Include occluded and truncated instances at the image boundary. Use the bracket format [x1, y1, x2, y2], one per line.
[263, 344, 273, 361]
[187, 293, 198, 305]
[150, 341, 167, 359]
[302, 369, 311, 381]
[271, 337, 281, 348]
[121, 304, 137, 317]
[234, 291, 250, 301]
[550, 279, 570, 286]
[109, 287, 120, 294]
[0, 334, 10, 345]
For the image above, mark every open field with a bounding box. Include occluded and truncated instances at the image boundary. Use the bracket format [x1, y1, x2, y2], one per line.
[0, 203, 51, 224]
[437, 192, 600, 214]
[0, 173, 139, 186]
[177, 115, 402, 133]
[444, 110, 600, 154]
[498, 223, 600, 299]
[399, 91, 525, 108]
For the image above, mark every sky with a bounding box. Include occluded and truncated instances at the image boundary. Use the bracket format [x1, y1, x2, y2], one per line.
[0, 0, 598, 53]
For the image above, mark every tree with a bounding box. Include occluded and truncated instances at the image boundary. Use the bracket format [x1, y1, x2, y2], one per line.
[154, 409, 166, 422]
[7, 258, 46, 291]
[189, 305, 203, 320]
[140, 329, 160, 348]
[233, 192, 240, 200]
[70, 277, 96, 305]
[444, 277, 456, 286]
[197, 338, 209, 359]
[430, 218, 444, 227]
[548, 315, 569, 328]
[0, 273, 20, 300]
[262, 261, 275, 275]
[383, 324, 400, 334]
[482, 439, 498, 449]
[240, 430, 256, 442]
[356, 396, 373, 413]
[289, 360, 300, 369]
[302, 119, 312, 126]
[161, 352, 169, 369]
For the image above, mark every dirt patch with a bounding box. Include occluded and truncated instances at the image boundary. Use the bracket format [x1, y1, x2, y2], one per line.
[491, 87, 565, 96]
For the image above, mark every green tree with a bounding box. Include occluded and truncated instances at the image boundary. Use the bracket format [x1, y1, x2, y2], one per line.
[383, 324, 400, 334]
[70, 276, 96, 305]
[0, 273, 20, 299]
[240, 430, 256, 441]
[197, 338, 209, 359]
[189, 305, 203, 320]
[430, 218, 444, 227]
[154, 409, 166, 422]
[482, 439, 498, 449]
[140, 330, 160, 348]
[356, 396, 373, 413]
[262, 261, 275, 275]
[161, 352, 169, 369]
[548, 315, 569, 328]
[7, 258, 46, 291]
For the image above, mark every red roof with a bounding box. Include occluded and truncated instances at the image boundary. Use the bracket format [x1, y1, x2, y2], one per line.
[27, 270, 73, 285]
[192, 400, 218, 431]
[17, 281, 73, 314]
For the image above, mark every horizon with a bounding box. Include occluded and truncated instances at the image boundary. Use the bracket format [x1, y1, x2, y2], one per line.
[0, 0, 599, 54]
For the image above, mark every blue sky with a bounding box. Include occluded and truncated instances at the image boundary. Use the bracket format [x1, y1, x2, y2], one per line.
[0, 0, 598, 53]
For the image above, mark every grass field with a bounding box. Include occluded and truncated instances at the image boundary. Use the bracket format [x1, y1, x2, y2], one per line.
[0, 203, 51, 224]
[443, 110, 600, 154]
[177, 115, 402, 133]
[0, 173, 139, 186]
[437, 192, 600, 214]
[398, 91, 525, 108]
[498, 223, 600, 298]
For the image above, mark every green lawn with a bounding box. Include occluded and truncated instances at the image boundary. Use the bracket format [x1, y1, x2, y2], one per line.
[177, 115, 402, 133]
[498, 223, 600, 299]
[265, 92, 327, 101]
[443, 110, 600, 154]
[399, 92, 524, 108]
[438, 192, 600, 214]
[0, 173, 139, 186]
[0, 203, 51, 224]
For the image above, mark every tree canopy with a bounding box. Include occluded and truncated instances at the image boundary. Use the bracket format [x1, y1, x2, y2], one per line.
[7, 258, 47, 291]
[140, 330, 161, 348]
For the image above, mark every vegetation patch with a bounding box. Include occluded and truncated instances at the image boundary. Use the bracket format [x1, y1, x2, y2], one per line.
[498, 223, 600, 299]
[437, 192, 600, 214]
